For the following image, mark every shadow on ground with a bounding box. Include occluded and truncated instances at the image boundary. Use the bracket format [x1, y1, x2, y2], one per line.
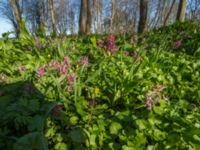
[0, 81, 52, 150]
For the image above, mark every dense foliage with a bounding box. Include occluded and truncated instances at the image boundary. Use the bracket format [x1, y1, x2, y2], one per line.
[0, 22, 200, 150]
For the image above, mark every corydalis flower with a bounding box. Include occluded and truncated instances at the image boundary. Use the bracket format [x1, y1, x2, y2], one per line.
[37, 67, 45, 77]
[18, 65, 26, 74]
[78, 56, 89, 66]
[107, 35, 117, 53]
[67, 72, 76, 85]
[145, 94, 152, 110]
[64, 55, 71, 68]
[59, 64, 67, 75]
[172, 40, 182, 49]
[50, 59, 59, 70]
[152, 84, 166, 92]
[97, 39, 105, 48]
[52, 104, 64, 116]
[124, 51, 129, 56]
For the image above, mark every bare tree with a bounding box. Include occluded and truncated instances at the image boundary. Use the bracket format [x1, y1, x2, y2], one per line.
[86, 0, 91, 34]
[69, 8, 75, 34]
[36, 0, 45, 30]
[79, 0, 87, 34]
[187, 0, 200, 20]
[138, 0, 148, 33]
[176, 0, 187, 21]
[109, 0, 116, 33]
[49, 0, 57, 35]
[92, 0, 103, 33]
[8, 0, 22, 37]
[163, 0, 176, 26]
[79, 0, 91, 35]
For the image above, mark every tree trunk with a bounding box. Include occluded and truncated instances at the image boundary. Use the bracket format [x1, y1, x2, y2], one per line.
[109, 0, 115, 33]
[36, 0, 45, 36]
[163, 0, 176, 26]
[176, 0, 187, 22]
[8, 0, 22, 37]
[79, 0, 87, 35]
[49, 0, 57, 35]
[69, 9, 75, 35]
[138, 0, 148, 33]
[36, 1, 45, 27]
[93, 0, 98, 33]
[86, 0, 91, 34]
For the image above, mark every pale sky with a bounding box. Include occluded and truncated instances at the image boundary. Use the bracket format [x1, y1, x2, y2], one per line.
[0, 18, 13, 37]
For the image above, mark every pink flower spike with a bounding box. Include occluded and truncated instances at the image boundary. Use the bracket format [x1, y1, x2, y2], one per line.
[145, 93, 152, 110]
[107, 35, 117, 53]
[67, 72, 76, 85]
[18, 65, 26, 74]
[172, 40, 182, 49]
[64, 55, 71, 67]
[124, 51, 129, 56]
[78, 56, 89, 66]
[59, 65, 67, 75]
[37, 67, 45, 77]
[97, 39, 105, 48]
[152, 84, 166, 92]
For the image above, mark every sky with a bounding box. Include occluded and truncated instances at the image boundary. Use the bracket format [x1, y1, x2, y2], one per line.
[0, 18, 13, 37]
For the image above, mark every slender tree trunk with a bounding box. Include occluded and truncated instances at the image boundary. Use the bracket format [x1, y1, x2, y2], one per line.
[69, 8, 75, 35]
[109, 0, 115, 33]
[93, 0, 98, 33]
[8, 0, 22, 37]
[138, 0, 148, 33]
[49, 0, 57, 35]
[36, 1, 45, 28]
[163, 0, 176, 26]
[86, 0, 91, 34]
[176, 0, 187, 22]
[79, 0, 87, 34]
[36, 0, 45, 36]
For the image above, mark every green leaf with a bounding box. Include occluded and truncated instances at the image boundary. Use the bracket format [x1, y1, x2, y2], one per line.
[109, 122, 122, 134]
[109, 142, 121, 150]
[122, 145, 134, 150]
[135, 119, 146, 130]
[90, 36, 96, 47]
[55, 142, 68, 150]
[13, 132, 48, 150]
[28, 115, 44, 132]
[89, 134, 97, 146]
[68, 128, 87, 143]
[69, 116, 79, 125]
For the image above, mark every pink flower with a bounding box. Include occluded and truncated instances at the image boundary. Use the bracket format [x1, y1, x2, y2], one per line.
[67, 72, 76, 85]
[107, 35, 117, 53]
[52, 104, 64, 116]
[145, 94, 152, 110]
[37, 67, 45, 77]
[64, 55, 71, 68]
[50, 59, 59, 70]
[59, 64, 67, 75]
[77, 56, 89, 66]
[172, 40, 182, 49]
[18, 65, 26, 74]
[124, 51, 129, 56]
[152, 84, 166, 92]
[97, 39, 105, 48]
